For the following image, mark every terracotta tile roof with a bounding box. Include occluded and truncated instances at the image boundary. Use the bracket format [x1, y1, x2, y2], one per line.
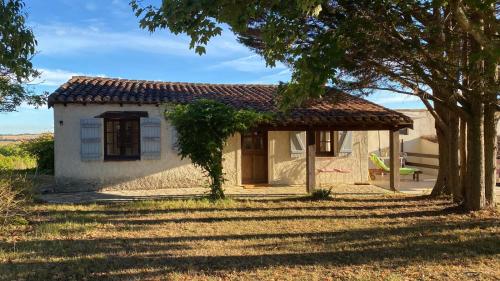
[48, 76, 413, 130]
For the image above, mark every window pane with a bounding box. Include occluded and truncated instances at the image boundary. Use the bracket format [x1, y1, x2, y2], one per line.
[319, 131, 332, 152]
[255, 135, 264, 150]
[105, 121, 118, 156]
[320, 141, 331, 152]
[123, 120, 140, 156]
[243, 136, 253, 149]
[320, 131, 331, 142]
[105, 119, 139, 158]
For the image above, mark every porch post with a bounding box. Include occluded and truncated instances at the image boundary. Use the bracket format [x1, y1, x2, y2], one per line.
[389, 129, 400, 191]
[306, 130, 316, 193]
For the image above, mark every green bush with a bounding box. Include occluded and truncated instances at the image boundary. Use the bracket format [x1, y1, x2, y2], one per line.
[20, 134, 54, 174]
[310, 188, 333, 200]
[0, 143, 36, 171]
[0, 144, 28, 157]
[0, 154, 36, 170]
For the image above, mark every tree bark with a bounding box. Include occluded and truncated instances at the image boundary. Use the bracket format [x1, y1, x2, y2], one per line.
[465, 101, 486, 211]
[482, 6, 498, 208]
[431, 103, 451, 196]
[458, 117, 467, 202]
[448, 114, 461, 202]
[484, 101, 498, 207]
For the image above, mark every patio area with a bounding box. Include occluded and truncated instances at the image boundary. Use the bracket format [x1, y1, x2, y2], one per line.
[370, 172, 436, 195]
[39, 170, 500, 204]
[39, 184, 395, 204]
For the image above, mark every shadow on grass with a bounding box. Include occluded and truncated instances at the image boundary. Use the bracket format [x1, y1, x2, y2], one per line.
[38, 205, 466, 226]
[1, 218, 498, 281]
[2, 195, 498, 280]
[37, 201, 452, 217]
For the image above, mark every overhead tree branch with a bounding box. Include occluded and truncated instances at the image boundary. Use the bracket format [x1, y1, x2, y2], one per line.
[451, 0, 498, 59]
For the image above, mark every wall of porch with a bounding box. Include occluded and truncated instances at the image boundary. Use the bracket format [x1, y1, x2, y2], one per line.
[267, 131, 369, 186]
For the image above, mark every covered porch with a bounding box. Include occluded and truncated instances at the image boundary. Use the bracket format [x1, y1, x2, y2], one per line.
[248, 125, 411, 194]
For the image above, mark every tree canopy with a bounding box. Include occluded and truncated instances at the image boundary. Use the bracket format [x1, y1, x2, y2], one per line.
[133, 0, 499, 210]
[132, 0, 497, 107]
[0, 0, 43, 112]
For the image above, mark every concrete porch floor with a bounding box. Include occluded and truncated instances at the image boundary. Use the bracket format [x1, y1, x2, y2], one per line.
[39, 184, 394, 204]
[370, 173, 436, 195]
[371, 172, 500, 202]
[38, 173, 500, 204]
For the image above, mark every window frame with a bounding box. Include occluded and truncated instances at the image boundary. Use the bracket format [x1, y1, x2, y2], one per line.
[103, 117, 141, 161]
[315, 131, 336, 157]
[399, 127, 409, 135]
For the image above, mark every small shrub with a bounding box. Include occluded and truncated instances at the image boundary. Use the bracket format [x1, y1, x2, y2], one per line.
[0, 173, 33, 226]
[310, 188, 333, 200]
[0, 154, 36, 170]
[0, 143, 35, 171]
[0, 144, 28, 157]
[20, 134, 54, 174]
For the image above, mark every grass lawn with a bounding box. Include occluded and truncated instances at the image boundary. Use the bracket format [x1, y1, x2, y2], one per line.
[0, 194, 499, 280]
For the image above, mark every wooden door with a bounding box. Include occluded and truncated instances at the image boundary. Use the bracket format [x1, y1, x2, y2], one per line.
[241, 131, 268, 184]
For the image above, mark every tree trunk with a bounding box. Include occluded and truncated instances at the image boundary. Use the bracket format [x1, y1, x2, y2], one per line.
[484, 102, 497, 207]
[464, 102, 486, 211]
[458, 117, 467, 201]
[482, 7, 498, 208]
[431, 127, 450, 196]
[448, 114, 461, 202]
[431, 103, 451, 196]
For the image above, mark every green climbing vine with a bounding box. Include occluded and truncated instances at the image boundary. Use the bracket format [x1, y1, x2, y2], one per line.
[166, 99, 269, 200]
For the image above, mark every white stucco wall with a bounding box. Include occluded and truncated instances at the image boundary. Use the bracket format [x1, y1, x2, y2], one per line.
[54, 104, 369, 191]
[54, 104, 241, 191]
[268, 131, 369, 186]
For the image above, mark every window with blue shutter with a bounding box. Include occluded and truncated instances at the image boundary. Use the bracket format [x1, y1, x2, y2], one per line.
[81, 118, 102, 161]
[140, 118, 161, 160]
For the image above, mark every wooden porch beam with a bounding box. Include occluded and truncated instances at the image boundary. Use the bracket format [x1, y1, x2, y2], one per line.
[306, 130, 316, 193]
[389, 130, 400, 191]
[257, 124, 413, 132]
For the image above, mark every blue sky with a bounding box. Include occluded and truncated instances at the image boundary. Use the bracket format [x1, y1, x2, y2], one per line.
[0, 0, 423, 134]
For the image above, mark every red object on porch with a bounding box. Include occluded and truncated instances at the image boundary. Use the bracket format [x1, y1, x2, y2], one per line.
[317, 168, 351, 173]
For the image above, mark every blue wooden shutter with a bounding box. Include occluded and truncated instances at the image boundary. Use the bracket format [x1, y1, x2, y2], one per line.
[141, 118, 161, 160]
[290, 131, 306, 157]
[80, 118, 102, 161]
[339, 131, 353, 155]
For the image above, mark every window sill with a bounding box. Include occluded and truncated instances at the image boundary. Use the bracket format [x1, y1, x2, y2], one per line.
[316, 154, 336, 157]
[104, 157, 141, 162]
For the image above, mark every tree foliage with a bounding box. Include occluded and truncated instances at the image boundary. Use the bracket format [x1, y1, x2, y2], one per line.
[166, 99, 269, 200]
[0, 0, 44, 112]
[133, 0, 499, 210]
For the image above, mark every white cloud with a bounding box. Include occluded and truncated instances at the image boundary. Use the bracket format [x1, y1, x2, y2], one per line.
[368, 94, 421, 105]
[210, 55, 286, 73]
[31, 68, 106, 86]
[246, 69, 292, 84]
[33, 22, 247, 57]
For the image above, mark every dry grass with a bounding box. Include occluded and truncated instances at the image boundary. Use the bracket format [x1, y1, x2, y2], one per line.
[0, 194, 499, 281]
